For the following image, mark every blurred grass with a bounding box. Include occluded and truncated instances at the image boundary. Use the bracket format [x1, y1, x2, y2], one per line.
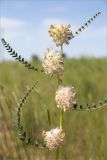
[0, 58, 107, 160]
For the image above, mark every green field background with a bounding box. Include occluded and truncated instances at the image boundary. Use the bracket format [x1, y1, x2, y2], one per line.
[0, 58, 107, 160]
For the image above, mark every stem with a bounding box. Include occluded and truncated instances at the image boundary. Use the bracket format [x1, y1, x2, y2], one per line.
[56, 44, 63, 160]
[59, 45, 63, 130]
[57, 44, 63, 85]
[56, 147, 60, 160]
[47, 109, 51, 127]
[57, 74, 62, 85]
[60, 109, 63, 129]
[60, 45, 63, 56]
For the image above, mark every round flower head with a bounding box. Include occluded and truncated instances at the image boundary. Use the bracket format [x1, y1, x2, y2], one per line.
[43, 127, 65, 150]
[55, 86, 76, 112]
[48, 24, 73, 46]
[42, 48, 64, 76]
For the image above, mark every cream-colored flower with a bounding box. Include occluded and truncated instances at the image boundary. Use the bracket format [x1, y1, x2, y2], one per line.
[55, 86, 76, 111]
[42, 48, 64, 75]
[48, 24, 73, 46]
[43, 128, 65, 150]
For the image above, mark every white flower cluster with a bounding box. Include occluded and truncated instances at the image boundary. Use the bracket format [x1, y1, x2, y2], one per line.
[48, 24, 73, 46]
[55, 86, 76, 112]
[42, 24, 77, 150]
[43, 128, 65, 150]
[42, 48, 64, 76]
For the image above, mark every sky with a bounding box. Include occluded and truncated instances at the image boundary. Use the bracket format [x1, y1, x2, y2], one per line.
[0, 0, 107, 61]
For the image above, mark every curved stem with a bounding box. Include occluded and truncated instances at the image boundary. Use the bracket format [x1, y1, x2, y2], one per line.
[15, 81, 46, 148]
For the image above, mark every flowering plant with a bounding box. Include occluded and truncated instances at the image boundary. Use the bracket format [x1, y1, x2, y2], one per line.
[1, 11, 107, 160]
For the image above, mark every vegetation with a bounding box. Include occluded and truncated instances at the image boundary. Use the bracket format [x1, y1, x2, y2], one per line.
[0, 58, 107, 160]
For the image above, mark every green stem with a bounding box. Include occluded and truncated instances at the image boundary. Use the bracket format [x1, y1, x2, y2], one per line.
[57, 74, 62, 85]
[47, 109, 51, 127]
[60, 45, 63, 56]
[60, 109, 63, 129]
[56, 44, 63, 160]
[59, 45, 63, 130]
[56, 147, 60, 160]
